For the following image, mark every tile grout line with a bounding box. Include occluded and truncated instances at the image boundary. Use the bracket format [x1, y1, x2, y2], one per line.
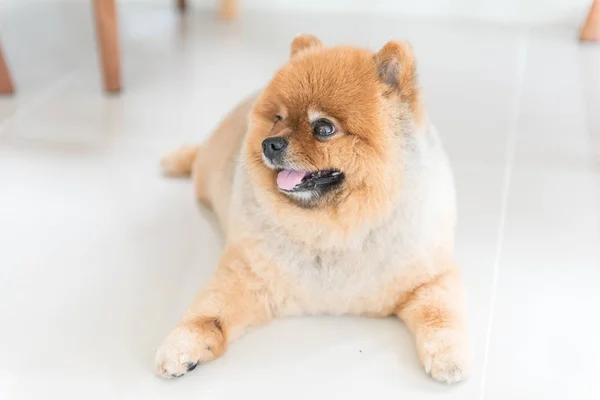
[478, 34, 528, 400]
[0, 69, 79, 138]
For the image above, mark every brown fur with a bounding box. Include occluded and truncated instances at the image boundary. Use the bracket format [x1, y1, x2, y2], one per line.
[155, 35, 471, 384]
[246, 44, 403, 246]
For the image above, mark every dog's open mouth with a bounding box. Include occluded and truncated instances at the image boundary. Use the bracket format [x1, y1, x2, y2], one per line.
[276, 169, 344, 192]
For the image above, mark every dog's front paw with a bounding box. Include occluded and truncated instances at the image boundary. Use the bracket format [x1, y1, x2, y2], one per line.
[155, 318, 225, 379]
[417, 329, 471, 384]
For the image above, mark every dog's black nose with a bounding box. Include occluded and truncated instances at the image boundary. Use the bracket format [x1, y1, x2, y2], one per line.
[262, 137, 288, 161]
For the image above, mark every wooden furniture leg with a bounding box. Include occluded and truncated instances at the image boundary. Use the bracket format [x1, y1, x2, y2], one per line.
[177, 0, 187, 12]
[92, 0, 121, 92]
[220, 0, 238, 21]
[0, 42, 15, 95]
[580, 0, 600, 42]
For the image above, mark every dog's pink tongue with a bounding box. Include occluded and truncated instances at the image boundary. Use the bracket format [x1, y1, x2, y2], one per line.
[277, 169, 307, 190]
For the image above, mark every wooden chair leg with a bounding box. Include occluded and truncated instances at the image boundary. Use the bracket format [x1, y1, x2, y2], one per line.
[177, 0, 187, 12]
[220, 0, 238, 21]
[93, 0, 121, 93]
[580, 0, 600, 42]
[0, 42, 15, 95]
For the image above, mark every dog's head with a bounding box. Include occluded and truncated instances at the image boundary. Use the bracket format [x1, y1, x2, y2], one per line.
[245, 35, 423, 240]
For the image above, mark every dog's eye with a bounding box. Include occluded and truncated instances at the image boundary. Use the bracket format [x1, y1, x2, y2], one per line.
[274, 115, 283, 123]
[312, 119, 336, 139]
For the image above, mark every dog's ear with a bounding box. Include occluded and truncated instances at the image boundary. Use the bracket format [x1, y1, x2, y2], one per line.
[290, 34, 323, 58]
[375, 41, 423, 122]
[374, 40, 417, 90]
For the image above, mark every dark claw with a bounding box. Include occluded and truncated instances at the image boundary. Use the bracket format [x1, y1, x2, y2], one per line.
[170, 372, 183, 378]
[185, 362, 198, 372]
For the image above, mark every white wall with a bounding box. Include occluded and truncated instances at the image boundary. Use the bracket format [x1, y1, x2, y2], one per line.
[240, 0, 592, 24]
[1, 0, 593, 24]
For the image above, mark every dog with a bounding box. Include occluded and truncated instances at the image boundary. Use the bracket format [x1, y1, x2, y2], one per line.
[155, 34, 471, 384]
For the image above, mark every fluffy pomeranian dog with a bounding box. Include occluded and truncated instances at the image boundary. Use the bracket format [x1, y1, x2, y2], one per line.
[156, 35, 471, 384]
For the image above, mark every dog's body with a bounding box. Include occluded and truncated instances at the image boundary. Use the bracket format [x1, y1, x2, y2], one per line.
[156, 36, 471, 384]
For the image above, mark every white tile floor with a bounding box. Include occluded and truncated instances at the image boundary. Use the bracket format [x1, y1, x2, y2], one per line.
[1, 2, 599, 400]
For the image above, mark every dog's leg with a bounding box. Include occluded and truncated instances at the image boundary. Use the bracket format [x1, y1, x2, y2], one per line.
[155, 245, 272, 379]
[396, 268, 471, 384]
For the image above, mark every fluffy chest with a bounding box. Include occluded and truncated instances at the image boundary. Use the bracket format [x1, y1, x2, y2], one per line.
[252, 213, 417, 316]
[276, 235, 395, 291]
[231, 123, 456, 315]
